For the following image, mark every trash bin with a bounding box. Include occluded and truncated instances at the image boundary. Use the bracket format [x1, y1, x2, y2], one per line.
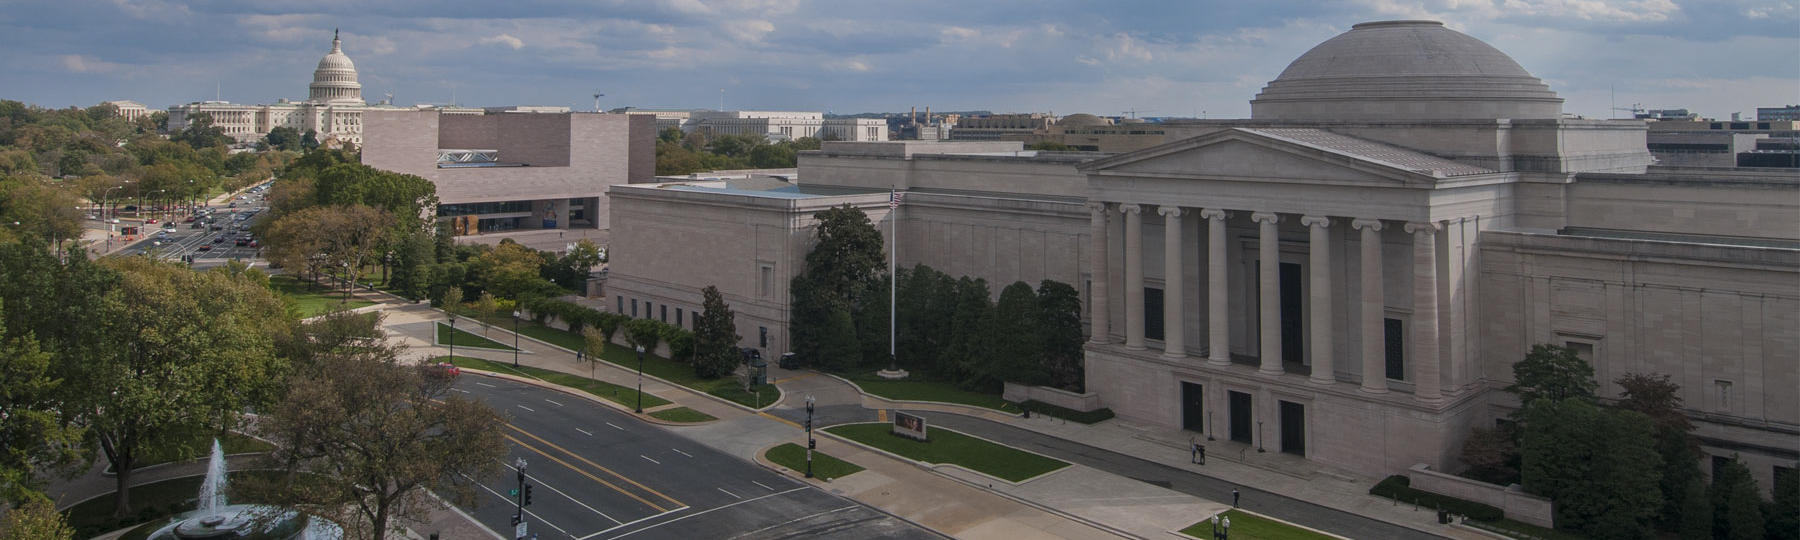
[749, 355, 768, 386]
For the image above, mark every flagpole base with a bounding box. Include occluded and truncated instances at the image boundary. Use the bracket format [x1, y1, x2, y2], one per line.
[877, 369, 910, 380]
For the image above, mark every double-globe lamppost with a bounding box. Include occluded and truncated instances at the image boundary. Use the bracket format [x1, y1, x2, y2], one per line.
[1210, 515, 1231, 540]
[634, 345, 646, 413]
[804, 395, 816, 479]
[101, 181, 133, 250]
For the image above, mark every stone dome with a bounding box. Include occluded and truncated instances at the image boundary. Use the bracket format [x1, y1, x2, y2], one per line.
[1058, 113, 1112, 128]
[1250, 20, 1561, 121]
[309, 30, 364, 105]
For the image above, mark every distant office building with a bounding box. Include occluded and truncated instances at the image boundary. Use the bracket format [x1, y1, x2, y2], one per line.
[361, 110, 656, 233]
[1006, 113, 1168, 152]
[950, 113, 1054, 141]
[167, 31, 383, 147]
[1759, 105, 1800, 121]
[103, 100, 149, 122]
[1646, 118, 1800, 168]
[611, 108, 886, 142]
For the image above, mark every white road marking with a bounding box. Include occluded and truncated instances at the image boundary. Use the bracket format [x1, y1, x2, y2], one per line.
[517, 405, 536, 412]
[605, 487, 807, 539]
[606, 422, 625, 430]
[576, 428, 594, 436]
[545, 399, 564, 407]
[575, 507, 689, 540]
[640, 455, 659, 465]
[750, 481, 775, 491]
[498, 461, 622, 525]
[475, 382, 497, 388]
[716, 487, 740, 499]
[672, 449, 693, 458]
[728, 506, 858, 539]
[452, 388, 471, 394]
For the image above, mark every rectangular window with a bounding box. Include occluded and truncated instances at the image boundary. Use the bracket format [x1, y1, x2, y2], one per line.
[1565, 341, 1594, 363]
[1144, 287, 1164, 341]
[676, 308, 683, 328]
[661, 305, 667, 323]
[1384, 318, 1405, 380]
[631, 299, 638, 318]
[617, 296, 623, 314]
[760, 326, 768, 348]
[761, 265, 773, 297]
[645, 302, 653, 319]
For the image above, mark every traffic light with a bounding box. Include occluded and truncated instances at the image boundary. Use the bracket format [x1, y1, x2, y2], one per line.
[522, 484, 534, 507]
[808, 439, 816, 450]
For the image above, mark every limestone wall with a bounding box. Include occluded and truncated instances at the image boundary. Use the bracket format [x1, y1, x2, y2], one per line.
[1002, 382, 1101, 412]
[1406, 464, 1554, 527]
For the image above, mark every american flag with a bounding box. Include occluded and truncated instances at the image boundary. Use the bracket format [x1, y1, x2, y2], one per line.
[889, 190, 904, 209]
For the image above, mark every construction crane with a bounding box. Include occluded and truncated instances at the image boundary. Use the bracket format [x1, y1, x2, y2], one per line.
[1122, 108, 1154, 119]
[1612, 103, 1645, 119]
[592, 91, 605, 113]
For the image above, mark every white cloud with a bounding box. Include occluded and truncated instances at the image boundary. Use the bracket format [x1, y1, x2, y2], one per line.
[1101, 34, 1154, 63]
[479, 34, 525, 49]
[940, 26, 980, 40]
[660, 0, 716, 16]
[827, 59, 872, 72]
[61, 54, 123, 73]
[724, 19, 775, 43]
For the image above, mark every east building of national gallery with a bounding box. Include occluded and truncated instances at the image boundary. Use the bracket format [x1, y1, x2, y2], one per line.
[604, 21, 1798, 488]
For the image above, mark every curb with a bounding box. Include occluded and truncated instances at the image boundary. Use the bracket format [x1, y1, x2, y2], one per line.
[817, 372, 1025, 419]
[811, 423, 1071, 488]
[436, 319, 535, 355]
[454, 368, 712, 427]
[99, 451, 267, 478]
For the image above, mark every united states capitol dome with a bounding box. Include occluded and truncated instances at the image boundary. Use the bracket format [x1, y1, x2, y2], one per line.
[309, 30, 364, 105]
[1249, 20, 1562, 121]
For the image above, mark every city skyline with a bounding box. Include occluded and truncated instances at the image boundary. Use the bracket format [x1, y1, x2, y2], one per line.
[3, 0, 1796, 120]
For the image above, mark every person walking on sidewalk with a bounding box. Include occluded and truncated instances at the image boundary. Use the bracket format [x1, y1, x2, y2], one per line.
[1232, 488, 1239, 507]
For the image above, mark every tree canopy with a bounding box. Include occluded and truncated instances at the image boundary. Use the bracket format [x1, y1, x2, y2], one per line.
[692, 285, 741, 379]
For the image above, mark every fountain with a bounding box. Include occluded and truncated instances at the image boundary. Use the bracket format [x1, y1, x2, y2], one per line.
[142, 438, 344, 540]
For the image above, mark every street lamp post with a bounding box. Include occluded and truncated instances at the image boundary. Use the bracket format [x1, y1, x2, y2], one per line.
[634, 345, 645, 413]
[804, 395, 816, 479]
[512, 311, 521, 368]
[447, 314, 457, 362]
[102, 182, 132, 250]
[1257, 421, 1265, 453]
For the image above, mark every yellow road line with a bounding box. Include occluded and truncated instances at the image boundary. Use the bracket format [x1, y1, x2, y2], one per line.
[503, 433, 669, 512]
[759, 412, 802, 429]
[506, 424, 685, 508]
[771, 372, 818, 384]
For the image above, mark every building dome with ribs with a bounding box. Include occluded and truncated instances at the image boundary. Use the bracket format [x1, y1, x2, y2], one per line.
[1250, 20, 1562, 121]
[309, 30, 364, 105]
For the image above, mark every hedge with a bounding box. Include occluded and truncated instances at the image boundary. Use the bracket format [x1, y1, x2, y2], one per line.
[1369, 475, 1505, 522]
[1018, 400, 1114, 424]
[519, 296, 696, 362]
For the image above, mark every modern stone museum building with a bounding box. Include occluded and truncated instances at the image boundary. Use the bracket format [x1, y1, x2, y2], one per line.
[605, 21, 1798, 488]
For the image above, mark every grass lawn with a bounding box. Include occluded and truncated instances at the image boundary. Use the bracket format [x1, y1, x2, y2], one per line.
[269, 275, 374, 317]
[765, 443, 864, 481]
[441, 356, 671, 410]
[436, 323, 518, 351]
[1468, 519, 1593, 540]
[648, 407, 717, 423]
[497, 318, 779, 409]
[122, 432, 272, 471]
[847, 376, 1019, 413]
[1178, 510, 1339, 540]
[64, 475, 204, 539]
[825, 422, 1067, 482]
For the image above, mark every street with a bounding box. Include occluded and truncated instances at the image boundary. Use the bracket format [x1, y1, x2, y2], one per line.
[451, 374, 942, 540]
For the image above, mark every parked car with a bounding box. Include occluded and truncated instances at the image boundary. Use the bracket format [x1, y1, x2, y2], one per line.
[197, 244, 212, 252]
[145, 218, 158, 224]
[190, 222, 204, 229]
[212, 236, 225, 243]
[248, 240, 258, 248]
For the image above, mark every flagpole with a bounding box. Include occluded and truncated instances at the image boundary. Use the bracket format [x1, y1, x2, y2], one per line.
[889, 186, 898, 372]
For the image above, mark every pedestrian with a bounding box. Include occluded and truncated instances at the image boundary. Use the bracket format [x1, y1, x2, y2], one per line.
[576, 350, 584, 363]
[1191, 442, 1199, 464]
[1232, 487, 1239, 507]
[1198, 444, 1207, 465]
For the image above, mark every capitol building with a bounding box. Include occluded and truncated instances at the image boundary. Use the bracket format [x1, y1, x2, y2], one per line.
[167, 31, 379, 147]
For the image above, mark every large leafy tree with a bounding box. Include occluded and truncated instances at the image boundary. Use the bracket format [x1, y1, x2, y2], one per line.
[469, 240, 551, 299]
[1710, 456, 1765, 540]
[250, 312, 507, 540]
[264, 126, 302, 152]
[1036, 279, 1085, 392]
[0, 496, 74, 540]
[894, 265, 956, 374]
[1615, 372, 1702, 528]
[1520, 399, 1662, 539]
[80, 257, 293, 517]
[990, 281, 1045, 387]
[789, 205, 884, 365]
[0, 300, 84, 504]
[693, 285, 741, 379]
[541, 239, 602, 291]
[1505, 344, 1596, 415]
[943, 277, 995, 390]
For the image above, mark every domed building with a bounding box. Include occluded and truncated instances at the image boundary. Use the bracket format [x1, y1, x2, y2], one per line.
[168, 30, 384, 147]
[599, 20, 1797, 509]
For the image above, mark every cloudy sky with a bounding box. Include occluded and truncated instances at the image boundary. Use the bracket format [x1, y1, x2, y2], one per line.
[3, 0, 1795, 120]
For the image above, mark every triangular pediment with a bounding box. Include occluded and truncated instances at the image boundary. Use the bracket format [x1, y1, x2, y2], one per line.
[1079, 128, 1490, 187]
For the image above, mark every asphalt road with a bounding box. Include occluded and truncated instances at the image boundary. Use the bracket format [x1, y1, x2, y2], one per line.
[453, 375, 944, 540]
[907, 412, 1450, 540]
[111, 196, 266, 262]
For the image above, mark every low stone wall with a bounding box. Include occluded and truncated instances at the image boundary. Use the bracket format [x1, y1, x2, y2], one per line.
[1408, 463, 1554, 528]
[1002, 382, 1101, 412]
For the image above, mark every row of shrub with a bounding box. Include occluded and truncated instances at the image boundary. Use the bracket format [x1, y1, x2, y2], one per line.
[517, 296, 695, 362]
[1018, 400, 1116, 424]
[1370, 475, 1505, 522]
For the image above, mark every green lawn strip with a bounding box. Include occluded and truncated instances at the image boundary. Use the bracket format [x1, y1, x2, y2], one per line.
[125, 432, 273, 471]
[824, 422, 1067, 482]
[765, 443, 864, 481]
[846, 376, 1019, 412]
[501, 320, 778, 409]
[1178, 510, 1339, 540]
[441, 356, 670, 409]
[1468, 519, 1592, 540]
[64, 475, 203, 538]
[647, 407, 717, 423]
[436, 323, 518, 351]
[269, 275, 374, 317]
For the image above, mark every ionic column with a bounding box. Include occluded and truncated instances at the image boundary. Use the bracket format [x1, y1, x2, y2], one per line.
[1251, 211, 1283, 375]
[1201, 209, 1230, 366]
[1123, 204, 1146, 350]
[1407, 221, 1443, 402]
[1302, 215, 1334, 384]
[1159, 206, 1186, 358]
[1353, 218, 1388, 393]
[1088, 203, 1111, 344]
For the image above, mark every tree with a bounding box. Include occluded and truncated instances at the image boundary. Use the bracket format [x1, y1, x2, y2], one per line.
[265, 126, 302, 151]
[581, 326, 607, 381]
[440, 283, 463, 313]
[747, 143, 797, 168]
[0, 300, 84, 504]
[80, 257, 292, 517]
[541, 239, 601, 291]
[803, 205, 885, 301]
[942, 277, 995, 390]
[1505, 344, 1596, 416]
[853, 273, 891, 370]
[473, 291, 499, 336]
[1769, 466, 1799, 540]
[250, 313, 506, 540]
[1616, 372, 1701, 529]
[0, 496, 74, 540]
[1678, 477, 1711, 540]
[1711, 456, 1765, 540]
[1520, 399, 1662, 539]
[658, 126, 684, 144]
[693, 285, 741, 379]
[300, 129, 319, 151]
[1458, 426, 1518, 484]
[990, 281, 1045, 386]
[1036, 279, 1084, 392]
[171, 112, 231, 150]
[815, 306, 861, 372]
[1616, 372, 1693, 433]
[470, 241, 550, 299]
[894, 265, 956, 374]
[261, 204, 393, 296]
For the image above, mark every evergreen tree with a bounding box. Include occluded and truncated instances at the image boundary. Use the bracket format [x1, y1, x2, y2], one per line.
[1769, 466, 1799, 540]
[1711, 456, 1765, 540]
[692, 286, 741, 379]
[789, 205, 885, 370]
[1036, 279, 1085, 392]
[1678, 477, 1712, 540]
[787, 274, 829, 367]
[1616, 372, 1702, 529]
[942, 277, 994, 390]
[1521, 399, 1663, 538]
[990, 281, 1045, 386]
[854, 273, 892, 370]
[815, 306, 861, 371]
[894, 265, 955, 374]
